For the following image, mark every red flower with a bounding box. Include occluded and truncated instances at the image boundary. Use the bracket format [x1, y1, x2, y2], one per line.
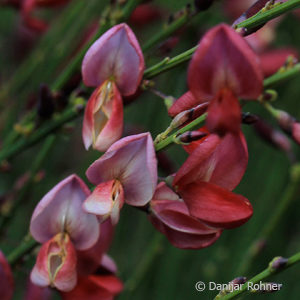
[0, 251, 14, 300]
[173, 129, 253, 229]
[169, 24, 263, 135]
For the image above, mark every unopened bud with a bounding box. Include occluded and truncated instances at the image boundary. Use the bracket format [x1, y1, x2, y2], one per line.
[259, 89, 278, 102]
[230, 277, 247, 285]
[174, 131, 207, 144]
[194, 0, 214, 11]
[270, 256, 288, 271]
[242, 112, 259, 125]
[171, 102, 208, 129]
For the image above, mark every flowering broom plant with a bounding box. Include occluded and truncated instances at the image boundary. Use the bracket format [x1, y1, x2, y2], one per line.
[1, 0, 300, 299]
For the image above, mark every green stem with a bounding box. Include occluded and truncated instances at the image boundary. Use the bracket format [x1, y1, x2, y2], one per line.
[154, 113, 207, 151]
[216, 250, 300, 300]
[7, 237, 37, 266]
[235, 0, 300, 30]
[263, 63, 300, 88]
[235, 164, 300, 275]
[142, 10, 194, 53]
[0, 107, 80, 163]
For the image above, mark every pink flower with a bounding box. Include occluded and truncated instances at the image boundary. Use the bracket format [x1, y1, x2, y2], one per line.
[30, 174, 100, 292]
[169, 24, 263, 135]
[81, 23, 144, 151]
[0, 250, 14, 300]
[149, 183, 222, 249]
[173, 129, 253, 229]
[84, 133, 157, 220]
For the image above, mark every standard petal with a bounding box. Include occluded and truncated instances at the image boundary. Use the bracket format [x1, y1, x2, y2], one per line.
[82, 23, 144, 96]
[180, 181, 253, 229]
[188, 24, 263, 101]
[86, 133, 157, 206]
[0, 251, 14, 300]
[30, 174, 99, 250]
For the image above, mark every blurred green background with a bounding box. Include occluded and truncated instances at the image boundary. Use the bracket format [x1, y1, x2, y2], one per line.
[1, 0, 300, 299]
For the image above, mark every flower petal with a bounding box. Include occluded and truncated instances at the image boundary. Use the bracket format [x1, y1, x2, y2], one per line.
[173, 134, 220, 187]
[31, 234, 77, 292]
[180, 181, 253, 229]
[0, 251, 14, 300]
[205, 88, 241, 134]
[30, 174, 99, 250]
[82, 81, 123, 152]
[183, 129, 248, 190]
[188, 23, 263, 101]
[86, 133, 157, 206]
[82, 23, 144, 96]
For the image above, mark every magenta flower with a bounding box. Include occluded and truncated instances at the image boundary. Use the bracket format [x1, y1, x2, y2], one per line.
[84, 133, 157, 219]
[173, 129, 252, 229]
[81, 23, 144, 151]
[169, 24, 263, 135]
[0, 250, 14, 300]
[30, 174, 100, 292]
[149, 183, 222, 249]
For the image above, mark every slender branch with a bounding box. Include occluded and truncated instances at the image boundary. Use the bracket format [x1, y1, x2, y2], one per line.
[6, 236, 37, 266]
[154, 113, 207, 151]
[0, 106, 81, 163]
[235, 163, 300, 275]
[216, 250, 300, 300]
[142, 8, 195, 53]
[235, 0, 300, 30]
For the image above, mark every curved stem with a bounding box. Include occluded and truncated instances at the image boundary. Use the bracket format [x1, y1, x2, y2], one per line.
[215, 249, 300, 300]
[235, 0, 300, 30]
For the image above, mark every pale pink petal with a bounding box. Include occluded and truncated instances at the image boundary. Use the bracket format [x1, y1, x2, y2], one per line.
[82, 23, 144, 96]
[30, 174, 99, 250]
[86, 133, 157, 206]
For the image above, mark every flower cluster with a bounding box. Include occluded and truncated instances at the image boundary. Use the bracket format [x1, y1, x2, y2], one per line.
[3, 14, 285, 297]
[21, 20, 264, 294]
